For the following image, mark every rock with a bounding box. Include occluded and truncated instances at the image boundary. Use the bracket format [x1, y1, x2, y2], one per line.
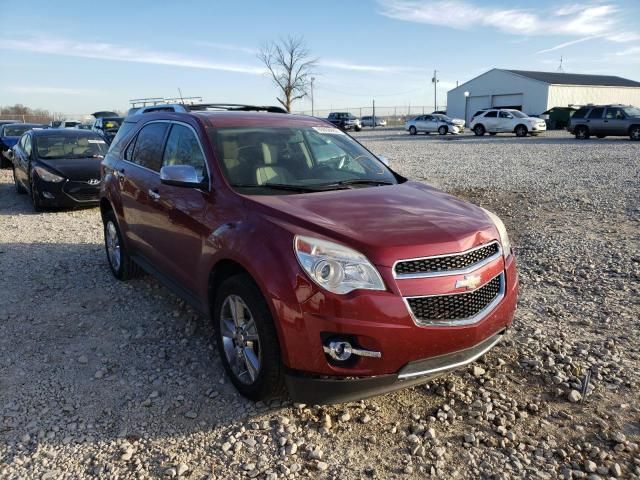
[322, 414, 332, 430]
[472, 365, 486, 377]
[184, 411, 197, 419]
[568, 390, 582, 403]
[584, 460, 597, 473]
[611, 432, 626, 443]
[77, 355, 88, 364]
[176, 463, 188, 476]
[164, 467, 177, 478]
[316, 461, 329, 471]
[309, 449, 324, 460]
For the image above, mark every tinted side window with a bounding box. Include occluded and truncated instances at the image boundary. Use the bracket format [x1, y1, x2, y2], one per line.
[131, 122, 169, 171]
[605, 108, 625, 120]
[587, 107, 604, 119]
[162, 124, 208, 181]
[484, 111, 498, 118]
[571, 108, 588, 119]
[110, 121, 137, 155]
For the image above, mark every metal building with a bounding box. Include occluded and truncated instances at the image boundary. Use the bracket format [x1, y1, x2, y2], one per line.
[447, 69, 640, 123]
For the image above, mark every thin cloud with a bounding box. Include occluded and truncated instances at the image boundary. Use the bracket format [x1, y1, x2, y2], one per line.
[378, 0, 627, 37]
[319, 59, 427, 73]
[194, 41, 257, 55]
[5, 85, 95, 95]
[616, 46, 640, 57]
[536, 35, 602, 54]
[0, 37, 266, 74]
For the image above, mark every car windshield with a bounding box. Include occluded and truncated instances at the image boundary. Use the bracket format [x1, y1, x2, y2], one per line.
[211, 125, 397, 194]
[509, 111, 528, 118]
[2, 125, 34, 136]
[622, 106, 640, 117]
[36, 134, 108, 159]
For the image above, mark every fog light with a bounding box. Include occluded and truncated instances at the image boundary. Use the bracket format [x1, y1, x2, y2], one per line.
[323, 339, 382, 361]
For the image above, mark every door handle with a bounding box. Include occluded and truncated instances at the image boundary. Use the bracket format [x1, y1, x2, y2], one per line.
[148, 189, 160, 201]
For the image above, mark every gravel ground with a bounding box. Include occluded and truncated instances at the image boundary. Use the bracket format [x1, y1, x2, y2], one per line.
[0, 129, 638, 479]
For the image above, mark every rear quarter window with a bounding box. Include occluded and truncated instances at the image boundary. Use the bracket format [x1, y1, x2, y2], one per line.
[109, 121, 137, 154]
[571, 108, 588, 119]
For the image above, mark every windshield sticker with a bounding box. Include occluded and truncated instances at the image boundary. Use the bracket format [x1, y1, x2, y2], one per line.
[313, 127, 345, 135]
[88, 139, 106, 144]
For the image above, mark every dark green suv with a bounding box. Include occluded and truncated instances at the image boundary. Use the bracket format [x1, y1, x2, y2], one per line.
[568, 104, 640, 140]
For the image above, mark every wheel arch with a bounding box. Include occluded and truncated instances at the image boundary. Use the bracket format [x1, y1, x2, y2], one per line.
[514, 123, 528, 133]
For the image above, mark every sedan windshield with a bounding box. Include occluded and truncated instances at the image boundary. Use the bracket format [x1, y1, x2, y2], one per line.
[36, 135, 108, 159]
[433, 114, 451, 121]
[211, 126, 397, 194]
[622, 106, 640, 117]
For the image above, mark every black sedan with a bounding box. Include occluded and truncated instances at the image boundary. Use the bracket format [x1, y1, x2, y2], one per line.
[11, 129, 107, 211]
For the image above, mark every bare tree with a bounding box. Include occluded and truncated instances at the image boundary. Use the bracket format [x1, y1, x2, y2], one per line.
[258, 36, 317, 112]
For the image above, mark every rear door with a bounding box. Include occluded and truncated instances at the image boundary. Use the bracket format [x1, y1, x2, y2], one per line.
[118, 121, 170, 259]
[482, 111, 499, 131]
[423, 115, 438, 132]
[145, 122, 211, 294]
[602, 107, 627, 135]
[585, 107, 605, 134]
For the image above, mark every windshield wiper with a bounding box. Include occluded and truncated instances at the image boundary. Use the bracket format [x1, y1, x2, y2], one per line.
[231, 183, 326, 192]
[320, 179, 394, 188]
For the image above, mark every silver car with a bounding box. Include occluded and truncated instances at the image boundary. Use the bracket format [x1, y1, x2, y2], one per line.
[361, 116, 387, 127]
[405, 114, 465, 135]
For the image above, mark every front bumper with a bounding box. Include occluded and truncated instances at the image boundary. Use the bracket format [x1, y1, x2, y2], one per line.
[34, 177, 100, 207]
[531, 123, 547, 132]
[285, 329, 506, 404]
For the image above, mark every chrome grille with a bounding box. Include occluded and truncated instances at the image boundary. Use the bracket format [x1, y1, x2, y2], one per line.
[394, 242, 500, 278]
[406, 274, 503, 325]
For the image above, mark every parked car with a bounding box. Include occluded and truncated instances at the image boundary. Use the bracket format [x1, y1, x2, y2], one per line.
[0, 123, 46, 168]
[567, 104, 640, 140]
[405, 114, 464, 135]
[57, 120, 83, 129]
[432, 110, 447, 115]
[327, 112, 361, 131]
[99, 104, 518, 404]
[92, 116, 124, 144]
[11, 129, 107, 210]
[361, 116, 387, 127]
[470, 109, 546, 137]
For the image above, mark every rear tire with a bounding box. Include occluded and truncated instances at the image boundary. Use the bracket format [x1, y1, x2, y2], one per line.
[474, 124, 485, 136]
[409, 126, 417, 135]
[515, 125, 528, 137]
[103, 210, 141, 280]
[214, 274, 285, 401]
[438, 126, 448, 135]
[630, 126, 640, 141]
[575, 126, 590, 140]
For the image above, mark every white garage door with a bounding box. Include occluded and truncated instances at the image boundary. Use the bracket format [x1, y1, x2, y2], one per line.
[467, 96, 491, 122]
[493, 94, 523, 109]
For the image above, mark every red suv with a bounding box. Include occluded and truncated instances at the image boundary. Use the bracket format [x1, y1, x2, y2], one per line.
[100, 104, 518, 404]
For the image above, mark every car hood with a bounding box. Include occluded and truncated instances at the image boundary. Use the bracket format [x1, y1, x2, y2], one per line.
[38, 157, 102, 181]
[246, 181, 499, 267]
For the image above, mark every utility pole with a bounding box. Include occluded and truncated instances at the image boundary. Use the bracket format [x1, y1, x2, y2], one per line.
[372, 99, 376, 129]
[310, 77, 315, 116]
[432, 70, 439, 112]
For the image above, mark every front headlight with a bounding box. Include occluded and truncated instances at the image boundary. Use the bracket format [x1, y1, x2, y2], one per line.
[34, 166, 65, 183]
[482, 209, 512, 258]
[294, 235, 385, 294]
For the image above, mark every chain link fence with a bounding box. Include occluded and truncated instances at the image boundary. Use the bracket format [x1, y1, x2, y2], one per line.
[292, 105, 444, 126]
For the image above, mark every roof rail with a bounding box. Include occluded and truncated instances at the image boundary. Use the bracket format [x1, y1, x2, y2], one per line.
[128, 103, 288, 116]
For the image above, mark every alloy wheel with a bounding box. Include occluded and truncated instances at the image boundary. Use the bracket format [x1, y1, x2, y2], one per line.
[105, 221, 122, 272]
[219, 294, 261, 385]
[630, 127, 640, 141]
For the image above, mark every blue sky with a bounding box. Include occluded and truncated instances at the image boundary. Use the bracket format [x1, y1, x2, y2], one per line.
[0, 0, 638, 116]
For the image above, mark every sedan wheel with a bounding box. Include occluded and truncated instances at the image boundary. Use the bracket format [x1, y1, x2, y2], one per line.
[630, 126, 640, 141]
[220, 295, 262, 385]
[438, 126, 448, 135]
[409, 126, 417, 135]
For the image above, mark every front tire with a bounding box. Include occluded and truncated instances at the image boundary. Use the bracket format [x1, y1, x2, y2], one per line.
[630, 126, 640, 141]
[103, 210, 141, 280]
[13, 167, 26, 194]
[474, 124, 485, 136]
[214, 274, 285, 401]
[438, 126, 448, 135]
[409, 126, 417, 135]
[30, 175, 44, 212]
[515, 125, 528, 137]
[575, 126, 590, 140]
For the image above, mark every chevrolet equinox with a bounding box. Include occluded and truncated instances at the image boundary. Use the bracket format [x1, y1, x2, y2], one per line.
[100, 104, 518, 404]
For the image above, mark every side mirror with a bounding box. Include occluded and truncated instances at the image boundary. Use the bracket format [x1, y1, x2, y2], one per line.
[7, 149, 14, 160]
[160, 165, 207, 189]
[378, 156, 390, 166]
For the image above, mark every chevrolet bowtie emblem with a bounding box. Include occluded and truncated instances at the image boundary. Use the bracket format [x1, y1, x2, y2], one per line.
[455, 274, 481, 290]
